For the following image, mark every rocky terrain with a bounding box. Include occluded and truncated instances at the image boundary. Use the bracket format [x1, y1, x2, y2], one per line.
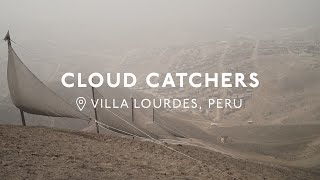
[1, 125, 319, 180]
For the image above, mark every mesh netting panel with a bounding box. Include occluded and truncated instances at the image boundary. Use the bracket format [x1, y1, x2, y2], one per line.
[94, 88, 159, 139]
[133, 93, 186, 138]
[7, 46, 90, 121]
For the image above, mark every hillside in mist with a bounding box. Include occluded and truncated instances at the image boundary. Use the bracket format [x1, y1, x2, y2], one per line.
[1, 26, 320, 171]
[118, 27, 320, 125]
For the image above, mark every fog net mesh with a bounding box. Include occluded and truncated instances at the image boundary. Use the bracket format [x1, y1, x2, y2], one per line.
[7, 46, 90, 121]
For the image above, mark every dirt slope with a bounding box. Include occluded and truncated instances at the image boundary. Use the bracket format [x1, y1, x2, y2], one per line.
[0, 125, 319, 180]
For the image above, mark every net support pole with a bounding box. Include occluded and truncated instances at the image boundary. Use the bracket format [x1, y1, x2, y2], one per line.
[20, 110, 26, 126]
[131, 97, 135, 139]
[5, 32, 25, 126]
[92, 87, 99, 134]
[152, 108, 154, 122]
[131, 97, 134, 122]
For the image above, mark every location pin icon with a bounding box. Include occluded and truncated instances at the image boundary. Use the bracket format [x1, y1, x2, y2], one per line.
[76, 97, 86, 111]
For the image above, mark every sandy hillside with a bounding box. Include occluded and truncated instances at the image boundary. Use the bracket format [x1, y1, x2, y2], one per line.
[0, 125, 319, 180]
[206, 124, 320, 170]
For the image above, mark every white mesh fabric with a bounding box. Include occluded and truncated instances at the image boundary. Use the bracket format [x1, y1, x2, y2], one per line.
[94, 88, 158, 139]
[7, 46, 90, 121]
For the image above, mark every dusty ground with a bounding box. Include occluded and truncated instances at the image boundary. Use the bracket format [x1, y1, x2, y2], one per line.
[205, 124, 320, 170]
[0, 125, 319, 180]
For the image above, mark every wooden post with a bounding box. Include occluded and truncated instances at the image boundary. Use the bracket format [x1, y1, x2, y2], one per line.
[131, 97, 134, 122]
[20, 110, 26, 126]
[4, 32, 26, 126]
[132, 96, 135, 140]
[152, 108, 154, 122]
[92, 87, 99, 134]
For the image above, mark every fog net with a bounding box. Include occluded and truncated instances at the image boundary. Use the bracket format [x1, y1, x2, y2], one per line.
[93, 88, 161, 138]
[7, 46, 90, 121]
[94, 88, 188, 139]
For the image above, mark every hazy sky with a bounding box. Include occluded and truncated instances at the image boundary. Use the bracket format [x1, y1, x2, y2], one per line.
[1, 0, 320, 50]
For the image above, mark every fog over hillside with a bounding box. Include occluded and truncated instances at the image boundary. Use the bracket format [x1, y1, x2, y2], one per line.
[1, 0, 320, 50]
[1, 0, 320, 176]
